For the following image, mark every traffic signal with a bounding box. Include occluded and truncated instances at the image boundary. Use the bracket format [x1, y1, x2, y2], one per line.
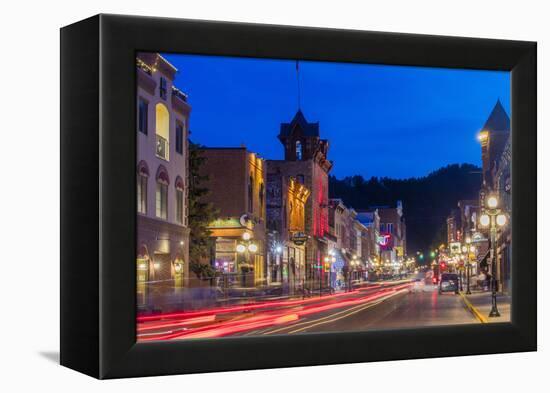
[439, 262, 446, 270]
[324, 262, 331, 273]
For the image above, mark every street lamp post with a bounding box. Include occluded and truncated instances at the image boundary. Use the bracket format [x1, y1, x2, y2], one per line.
[236, 232, 258, 288]
[465, 237, 474, 295]
[479, 195, 507, 318]
[460, 245, 468, 292]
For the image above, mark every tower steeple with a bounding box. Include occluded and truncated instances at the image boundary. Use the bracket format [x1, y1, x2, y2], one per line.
[277, 111, 332, 172]
[482, 99, 510, 133]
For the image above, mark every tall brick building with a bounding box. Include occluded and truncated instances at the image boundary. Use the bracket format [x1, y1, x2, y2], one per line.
[199, 147, 267, 286]
[266, 173, 310, 292]
[268, 110, 333, 289]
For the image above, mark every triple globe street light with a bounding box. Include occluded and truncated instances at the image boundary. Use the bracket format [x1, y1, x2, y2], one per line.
[479, 194, 508, 318]
[236, 232, 258, 285]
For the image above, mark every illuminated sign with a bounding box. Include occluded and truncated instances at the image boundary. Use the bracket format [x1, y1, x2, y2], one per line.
[472, 232, 487, 243]
[377, 233, 393, 250]
[291, 232, 308, 245]
[395, 246, 404, 257]
[449, 242, 461, 255]
[209, 216, 254, 229]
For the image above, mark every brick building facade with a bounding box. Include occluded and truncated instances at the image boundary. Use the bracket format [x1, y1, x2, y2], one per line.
[199, 148, 267, 286]
[269, 110, 333, 290]
[266, 172, 310, 292]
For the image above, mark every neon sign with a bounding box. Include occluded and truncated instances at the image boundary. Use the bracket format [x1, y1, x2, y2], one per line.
[377, 233, 391, 247]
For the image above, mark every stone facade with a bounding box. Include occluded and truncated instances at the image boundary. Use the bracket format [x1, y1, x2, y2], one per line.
[136, 53, 191, 311]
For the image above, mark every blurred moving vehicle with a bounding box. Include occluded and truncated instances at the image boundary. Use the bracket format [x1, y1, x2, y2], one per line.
[424, 270, 436, 285]
[438, 273, 459, 294]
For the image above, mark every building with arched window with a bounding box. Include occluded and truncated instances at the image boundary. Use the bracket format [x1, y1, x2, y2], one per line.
[268, 110, 333, 292]
[266, 173, 310, 293]
[136, 53, 191, 312]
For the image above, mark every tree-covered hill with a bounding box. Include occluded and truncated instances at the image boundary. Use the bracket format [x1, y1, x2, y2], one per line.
[329, 163, 482, 259]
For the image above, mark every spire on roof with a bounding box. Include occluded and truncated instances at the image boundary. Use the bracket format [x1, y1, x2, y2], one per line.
[279, 110, 320, 138]
[482, 99, 510, 133]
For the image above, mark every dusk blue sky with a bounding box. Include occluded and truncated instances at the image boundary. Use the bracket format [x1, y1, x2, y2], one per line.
[163, 53, 510, 179]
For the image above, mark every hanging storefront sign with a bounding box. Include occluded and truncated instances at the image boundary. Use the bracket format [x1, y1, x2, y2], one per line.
[377, 233, 393, 250]
[449, 242, 461, 255]
[291, 232, 308, 245]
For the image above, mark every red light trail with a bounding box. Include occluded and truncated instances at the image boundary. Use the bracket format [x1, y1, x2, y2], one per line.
[137, 282, 411, 341]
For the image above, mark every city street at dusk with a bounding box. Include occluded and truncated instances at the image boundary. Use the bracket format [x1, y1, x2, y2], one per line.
[137, 274, 479, 341]
[135, 52, 512, 339]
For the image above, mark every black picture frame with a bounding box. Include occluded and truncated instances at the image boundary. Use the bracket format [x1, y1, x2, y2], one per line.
[60, 14, 536, 379]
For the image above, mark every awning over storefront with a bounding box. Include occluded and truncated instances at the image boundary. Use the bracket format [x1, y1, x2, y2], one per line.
[478, 249, 490, 268]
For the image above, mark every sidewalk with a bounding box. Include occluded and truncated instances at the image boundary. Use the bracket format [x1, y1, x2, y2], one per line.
[460, 290, 511, 323]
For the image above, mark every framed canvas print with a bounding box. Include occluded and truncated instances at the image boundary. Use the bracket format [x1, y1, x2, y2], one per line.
[60, 14, 536, 379]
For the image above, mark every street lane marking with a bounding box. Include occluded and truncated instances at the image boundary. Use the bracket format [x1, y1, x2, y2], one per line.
[287, 299, 386, 334]
[459, 292, 488, 323]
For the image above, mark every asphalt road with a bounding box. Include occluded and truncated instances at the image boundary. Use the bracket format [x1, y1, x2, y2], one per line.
[137, 278, 478, 341]
[241, 283, 477, 336]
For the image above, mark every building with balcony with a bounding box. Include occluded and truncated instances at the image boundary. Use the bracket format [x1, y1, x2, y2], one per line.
[136, 53, 191, 310]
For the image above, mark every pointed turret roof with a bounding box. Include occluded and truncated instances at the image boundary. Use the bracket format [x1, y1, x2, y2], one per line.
[279, 110, 320, 138]
[482, 100, 510, 133]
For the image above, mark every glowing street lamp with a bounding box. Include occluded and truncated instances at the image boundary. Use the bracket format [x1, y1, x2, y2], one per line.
[479, 214, 491, 227]
[236, 244, 246, 253]
[487, 195, 498, 209]
[496, 214, 507, 227]
[248, 243, 258, 253]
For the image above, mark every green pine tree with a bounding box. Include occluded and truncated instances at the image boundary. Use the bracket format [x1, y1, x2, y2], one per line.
[188, 141, 218, 279]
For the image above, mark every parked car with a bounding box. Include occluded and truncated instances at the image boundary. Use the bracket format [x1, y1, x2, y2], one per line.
[439, 273, 459, 294]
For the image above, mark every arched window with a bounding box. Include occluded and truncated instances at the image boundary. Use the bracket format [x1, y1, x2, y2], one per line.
[155, 103, 170, 160]
[248, 175, 254, 213]
[137, 161, 149, 214]
[259, 182, 265, 216]
[175, 176, 185, 225]
[156, 165, 169, 220]
[295, 140, 302, 160]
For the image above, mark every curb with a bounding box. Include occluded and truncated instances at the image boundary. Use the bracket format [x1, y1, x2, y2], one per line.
[459, 292, 488, 323]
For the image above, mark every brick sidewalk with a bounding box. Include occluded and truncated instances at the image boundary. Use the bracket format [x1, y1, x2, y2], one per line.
[461, 291, 511, 323]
